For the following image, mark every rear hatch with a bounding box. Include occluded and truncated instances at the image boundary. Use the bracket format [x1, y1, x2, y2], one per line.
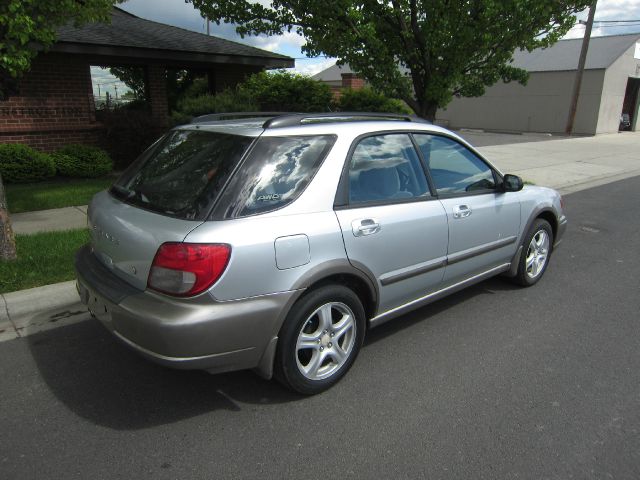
[88, 128, 255, 290]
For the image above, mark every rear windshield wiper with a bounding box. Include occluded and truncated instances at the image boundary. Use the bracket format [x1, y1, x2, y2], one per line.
[111, 185, 149, 204]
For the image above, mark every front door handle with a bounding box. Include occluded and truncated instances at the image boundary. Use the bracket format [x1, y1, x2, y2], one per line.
[352, 218, 381, 237]
[453, 204, 472, 219]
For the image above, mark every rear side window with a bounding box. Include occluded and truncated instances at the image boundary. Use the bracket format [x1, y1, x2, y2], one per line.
[348, 134, 430, 204]
[111, 129, 253, 220]
[214, 135, 336, 219]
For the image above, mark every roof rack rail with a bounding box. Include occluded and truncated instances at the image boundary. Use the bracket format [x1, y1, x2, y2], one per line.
[262, 112, 430, 129]
[191, 112, 298, 124]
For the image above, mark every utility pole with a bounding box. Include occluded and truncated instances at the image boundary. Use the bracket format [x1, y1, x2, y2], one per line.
[565, 0, 597, 135]
[206, 18, 210, 35]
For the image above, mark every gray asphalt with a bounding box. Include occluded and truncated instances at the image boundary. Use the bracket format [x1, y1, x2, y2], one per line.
[1, 177, 640, 479]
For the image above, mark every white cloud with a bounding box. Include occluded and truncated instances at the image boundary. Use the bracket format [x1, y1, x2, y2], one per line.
[246, 31, 306, 53]
[89, 67, 132, 98]
[120, 0, 304, 56]
[290, 59, 336, 76]
[565, 0, 640, 38]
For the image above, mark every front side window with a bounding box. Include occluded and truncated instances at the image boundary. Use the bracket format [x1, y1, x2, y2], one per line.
[414, 134, 496, 195]
[111, 129, 253, 220]
[215, 135, 336, 219]
[348, 134, 430, 204]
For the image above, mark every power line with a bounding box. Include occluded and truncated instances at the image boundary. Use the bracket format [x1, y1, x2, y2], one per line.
[593, 19, 640, 23]
[593, 24, 640, 28]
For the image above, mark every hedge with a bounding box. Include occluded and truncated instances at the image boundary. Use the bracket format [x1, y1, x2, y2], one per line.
[337, 87, 412, 114]
[0, 144, 55, 183]
[54, 144, 113, 178]
[239, 70, 332, 112]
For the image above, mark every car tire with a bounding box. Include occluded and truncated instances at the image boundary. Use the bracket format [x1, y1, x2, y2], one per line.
[274, 285, 366, 395]
[514, 218, 554, 287]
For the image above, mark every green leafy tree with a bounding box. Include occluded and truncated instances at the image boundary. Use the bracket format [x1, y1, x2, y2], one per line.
[239, 70, 332, 112]
[0, 0, 123, 80]
[108, 66, 146, 100]
[191, 0, 591, 120]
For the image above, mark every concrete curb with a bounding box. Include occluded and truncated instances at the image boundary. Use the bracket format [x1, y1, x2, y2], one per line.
[0, 281, 89, 342]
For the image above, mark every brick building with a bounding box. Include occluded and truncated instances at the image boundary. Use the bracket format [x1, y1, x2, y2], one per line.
[0, 7, 293, 152]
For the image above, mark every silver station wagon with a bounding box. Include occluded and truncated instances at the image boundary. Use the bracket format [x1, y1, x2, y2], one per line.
[75, 113, 567, 394]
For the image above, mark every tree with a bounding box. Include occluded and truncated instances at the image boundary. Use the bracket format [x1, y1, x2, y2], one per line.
[191, 0, 591, 120]
[108, 66, 147, 100]
[0, 174, 16, 260]
[0, 0, 123, 81]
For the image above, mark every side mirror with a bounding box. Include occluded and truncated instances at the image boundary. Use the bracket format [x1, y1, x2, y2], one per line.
[502, 174, 523, 192]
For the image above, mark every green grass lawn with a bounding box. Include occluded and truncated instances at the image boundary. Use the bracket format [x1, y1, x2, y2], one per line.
[0, 229, 90, 294]
[5, 177, 114, 213]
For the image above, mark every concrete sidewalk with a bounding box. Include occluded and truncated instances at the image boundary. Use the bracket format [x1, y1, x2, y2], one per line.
[2, 131, 640, 343]
[11, 205, 88, 235]
[476, 132, 640, 194]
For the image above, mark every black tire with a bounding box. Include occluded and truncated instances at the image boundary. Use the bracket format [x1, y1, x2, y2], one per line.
[274, 285, 366, 395]
[514, 218, 554, 287]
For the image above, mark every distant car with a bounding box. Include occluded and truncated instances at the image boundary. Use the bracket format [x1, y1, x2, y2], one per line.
[75, 113, 567, 394]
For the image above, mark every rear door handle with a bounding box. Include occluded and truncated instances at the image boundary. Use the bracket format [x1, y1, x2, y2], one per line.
[352, 218, 381, 237]
[453, 205, 472, 219]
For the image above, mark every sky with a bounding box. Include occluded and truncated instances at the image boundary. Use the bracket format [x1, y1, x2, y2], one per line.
[91, 0, 640, 97]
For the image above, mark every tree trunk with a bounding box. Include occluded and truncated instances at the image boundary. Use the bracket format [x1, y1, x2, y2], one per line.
[405, 95, 438, 122]
[0, 174, 17, 261]
[419, 102, 438, 122]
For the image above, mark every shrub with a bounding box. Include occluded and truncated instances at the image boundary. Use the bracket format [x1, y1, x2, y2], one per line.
[337, 87, 412, 114]
[0, 144, 55, 183]
[181, 76, 209, 99]
[169, 110, 193, 127]
[55, 144, 113, 178]
[239, 71, 333, 112]
[176, 88, 258, 118]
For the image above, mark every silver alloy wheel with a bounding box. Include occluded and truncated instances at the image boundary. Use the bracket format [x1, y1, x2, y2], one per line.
[525, 229, 550, 279]
[295, 301, 356, 381]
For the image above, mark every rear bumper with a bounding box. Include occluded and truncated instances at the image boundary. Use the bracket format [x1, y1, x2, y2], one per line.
[74, 245, 297, 374]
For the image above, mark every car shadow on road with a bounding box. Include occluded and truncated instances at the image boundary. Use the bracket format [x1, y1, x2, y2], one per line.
[26, 319, 304, 430]
[26, 276, 519, 431]
[364, 276, 520, 345]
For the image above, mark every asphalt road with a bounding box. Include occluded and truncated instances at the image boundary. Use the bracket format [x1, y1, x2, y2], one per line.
[1, 177, 640, 480]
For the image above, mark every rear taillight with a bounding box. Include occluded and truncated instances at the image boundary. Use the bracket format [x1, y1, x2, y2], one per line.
[560, 196, 565, 211]
[148, 243, 231, 297]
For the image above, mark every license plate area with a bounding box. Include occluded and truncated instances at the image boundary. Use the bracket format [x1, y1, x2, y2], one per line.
[78, 280, 113, 326]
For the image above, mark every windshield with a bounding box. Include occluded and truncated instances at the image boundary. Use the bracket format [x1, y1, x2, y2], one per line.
[111, 129, 254, 220]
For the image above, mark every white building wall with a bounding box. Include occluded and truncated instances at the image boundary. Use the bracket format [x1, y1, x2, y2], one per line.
[436, 70, 605, 135]
[597, 42, 640, 133]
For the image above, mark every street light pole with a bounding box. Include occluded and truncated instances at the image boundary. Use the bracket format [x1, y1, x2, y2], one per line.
[565, 0, 598, 135]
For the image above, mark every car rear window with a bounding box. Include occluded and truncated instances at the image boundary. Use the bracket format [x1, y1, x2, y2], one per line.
[111, 129, 254, 220]
[213, 135, 336, 219]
